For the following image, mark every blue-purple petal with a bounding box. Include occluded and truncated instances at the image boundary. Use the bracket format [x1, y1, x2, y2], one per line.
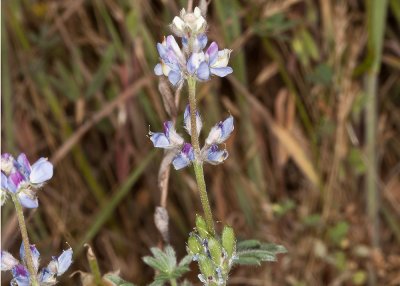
[198, 34, 208, 50]
[16, 154, 31, 176]
[154, 63, 163, 76]
[187, 54, 196, 74]
[56, 248, 73, 276]
[182, 37, 188, 48]
[210, 66, 233, 77]
[206, 42, 219, 65]
[220, 116, 234, 142]
[182, 143, 195, 161]
[18, 190, 39, 209]
[30, 158, 53, 184]
[157, 43, 167, 58]
[172, 154, 191, 170]
[206, 145, 229, 165]
[168, 70, 181, 86]
[197, 62, 210, 81]
[1, 172, 8, 192]
[11, 264, 30, 286]
[8, 171, 25, 193]
[38, 267, 56, 283]
[172, 143, 194, 170]
[150, 133, 170, 148]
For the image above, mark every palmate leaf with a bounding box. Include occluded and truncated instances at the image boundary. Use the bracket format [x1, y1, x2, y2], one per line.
[143, 245, 192, 284]
[235, 239, 287, 266]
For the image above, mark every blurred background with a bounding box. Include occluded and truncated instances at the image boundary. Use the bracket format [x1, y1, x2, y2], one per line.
[2, 0, 400, 285]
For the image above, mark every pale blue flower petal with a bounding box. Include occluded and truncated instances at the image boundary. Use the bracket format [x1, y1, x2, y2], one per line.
[172, 143, 194, 170]
[168, 70, 181, 86]
[206, 145, 229, 165]
[186, 54, 196, 74]
[154, 63, 163, 75]
[38, 267, 56, 284]
[157, 43, 167, 58]
[220, 116, 234, 142]
[1, 172, 8, 192]
[205, 116, 234, 145]
[18, 190, 39, 209]
[149, 133, 170, 148]
[17, 153, 31, 176]
[198, 34, 208, 50]
[30, 158, 53, 184]
[210, 66, 233, 77]
[55, 248, 73, 276]
[172, 153, 191, 170]
[197, 62, 210, 81]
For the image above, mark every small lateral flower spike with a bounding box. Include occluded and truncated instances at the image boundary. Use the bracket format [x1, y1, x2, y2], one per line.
[149, 106, 234, 169]
[154, 6, 232, 86]
[1, 244, 73, 286]
[1, 153, 53, 208]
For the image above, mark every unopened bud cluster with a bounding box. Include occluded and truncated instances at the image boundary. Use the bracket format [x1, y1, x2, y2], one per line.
[187, 215, 237, 286]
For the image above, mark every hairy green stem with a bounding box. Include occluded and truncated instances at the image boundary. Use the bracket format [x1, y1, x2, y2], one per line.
[170, 278, 178, 286]
[187, 77, 215, 235]
[11, 195, 40, 286]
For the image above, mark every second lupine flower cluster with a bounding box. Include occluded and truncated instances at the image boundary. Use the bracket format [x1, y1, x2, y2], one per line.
[1, 244, 73, 286]
[154, 7, 233, 86]
[1, 153, 53, 208]
[149, 106, 234, 170]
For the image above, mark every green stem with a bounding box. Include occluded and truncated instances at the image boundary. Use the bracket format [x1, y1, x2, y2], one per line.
[11, 195, 40, 286]
[187, 77, 215, 235]
[170, 278, 178, 286]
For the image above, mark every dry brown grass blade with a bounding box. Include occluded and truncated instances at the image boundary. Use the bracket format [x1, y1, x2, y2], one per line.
[229, 76, 319, 187]
[51, 76, 151, 165]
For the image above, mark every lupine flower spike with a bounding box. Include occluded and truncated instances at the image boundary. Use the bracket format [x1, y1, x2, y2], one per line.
[154, 6, 232, 86]
[1, 244, 73, 286]
[1, 153, 53, 208]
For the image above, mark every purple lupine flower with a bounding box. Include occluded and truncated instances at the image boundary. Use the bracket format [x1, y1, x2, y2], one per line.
[149, 121, 184, 149]
[205, 42, 233, 77]
[172, 143, 195, 170]
[46, 248, 73, 276]
[7, 170, 38, 208]
[13, 153, 53, 187]
[186, 52, 210, 81]
[182, 34, 208, 53]
[3, 245, 73, 286]
[1, 153, 53, 208]
[204, 145, 228, 165]
[184, 105, 202, 136]
[154, 35, 186, 86]
[205, 116, 234, 145]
